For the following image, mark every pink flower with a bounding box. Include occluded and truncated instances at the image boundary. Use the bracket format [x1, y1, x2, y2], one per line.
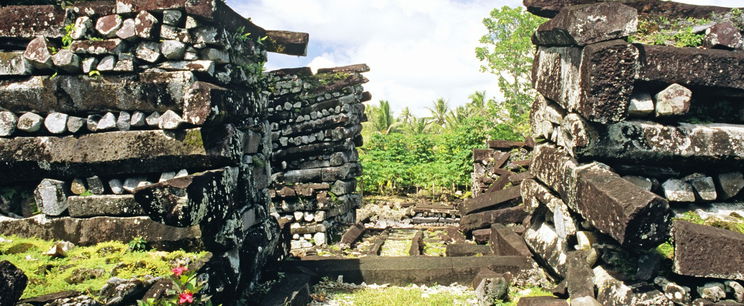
[178, 291, 194, 304]
[172, 266, 188, 276]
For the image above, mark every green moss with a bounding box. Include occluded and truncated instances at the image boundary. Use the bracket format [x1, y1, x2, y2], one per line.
[629, 16, 710, 47]
[183, 129, 205, 150]
[675, 211, 744, 235]
[312, 282, 476, 306]
[655, 242, 674, 259]
[677, 211, 705, 224]
[0, 235, 208, 299]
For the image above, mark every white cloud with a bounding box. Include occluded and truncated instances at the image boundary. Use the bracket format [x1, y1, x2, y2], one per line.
[228, 0, 522, 117]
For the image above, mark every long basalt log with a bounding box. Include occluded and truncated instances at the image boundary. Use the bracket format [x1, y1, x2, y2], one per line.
[532, 3, 637, 47]
[523, 0, 734, 19]
[0, 215, 202, 251]
[0, 125, 244, 182]
[134, 167, 239, 227]
[672, 220, 744, 281]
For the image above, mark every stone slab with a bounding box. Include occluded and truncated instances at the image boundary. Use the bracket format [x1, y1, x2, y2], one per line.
[445, 243, 492, 257]
[672, 220, 744, 280]
[459, 205, 529, 233]
[67, 195, 146, 217]
[533, 2, 637, 46]
[523, 0, 733, 19]
[0, 215, 202, 251]
[490, 224, 532, 257]
[461, 186, 521, 215]
[277, 256, 533, 286]
[0, 5, 68, 39]
[0, 125, 244, 183]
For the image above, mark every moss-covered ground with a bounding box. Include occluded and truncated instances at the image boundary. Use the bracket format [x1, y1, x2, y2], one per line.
[0, 235, 209, 299]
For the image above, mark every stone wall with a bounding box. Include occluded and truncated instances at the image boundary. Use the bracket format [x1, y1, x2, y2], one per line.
[522, 1, 744, 305]
[267, 64, 370, 252]
[0, 0, 313, 302]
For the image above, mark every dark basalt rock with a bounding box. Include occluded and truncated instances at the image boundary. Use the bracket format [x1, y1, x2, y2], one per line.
[673, 220, 744, 280]
[532, 2, 637, 47]
[0, 260, 28, 306]
[523, 0, 734, 19]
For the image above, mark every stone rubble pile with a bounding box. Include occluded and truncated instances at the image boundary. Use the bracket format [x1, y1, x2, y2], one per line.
[267, 64, 369, 251]
[0, 0, 311, 302]
[523, 1, 744, 305]
[460, 140, 535, 234]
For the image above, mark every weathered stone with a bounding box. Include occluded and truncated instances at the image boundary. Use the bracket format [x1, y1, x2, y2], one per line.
[33, 179, 68, 216]
[623, 176, 654, 192]
[70, 178, 87, 195]
[86, 176, 105, 194]
[44, 112, 68, 134]
[157, 60, 215, 74]
[594, 266, 669, 306]
[557, 113, 597, 155]
[0, 112, 18, 139]
[135, 41, 161, 63]
[109, 179, 124, 195]
[661, 179, 695, 202]
[570, 297, 602, 306]
[193, 26, 220, 45]
[0, 260, 27, 306]
[116, 111, 131, 131]
[16, 112, 43, 133]
[313, 232, 326, 246]
[490, 224, 531, 257]
[654, 83, 691, 117]
[116, 18, 136, 40]
[71, 16, 92, 40]
[628, 91, 654, 117]
[726, 281, 744, 303]
[566, 250, 595, 298]
[704, 21, 743, 50]
[685, 174, 717, 201]
[145, 112, 160, 127]
[445, 244, 492, 257]
[163, 9, 184, 26]
[134, 11, 158, 39]
[475, 276, 509, 305]
[82, 57, 100, 73]
[23, 36, 53, 70]
[0, 5, 68, 39]
[89, 114, 104, 131]
[523, 0, 733, 19]
[66, 116, 84, 133]
[673, 220, 744, 280]
[532, 144, 669, 248]
[68, 195, 145, 217]
[0, 214, 202, 250]
[160, 40, 186, 60]
[96, 14, 123, 38]
[160, 24, 191, 43]
[575, 121, 744, 164]
[532, 3, 638, 46]
[185, 16, 198, 29]
[0, 125, 244, 182]
[636, 44, 744, 93]
[698, 283, 727, 303]
[130, 111, 146, 127]
[718, 172, 744, 200]
[158, 110, 184, 130]
[459, 206, 529, 233]
[517, 296, 568, 306]
[201, 48, 230, 64]
[99, 277, 154, 305]
[0, 51, 32, 76]
[52, 49, 81, 73]
[461, 186, 521, 215]
[532, 40, 638, 123]
[525, 220, 569, 276]
[97, 112, 118, 131]
[654, 276, 691, 305]
[134, 167, 239, 227]
[70, 39, 126, 55]
[113, 53, 134, 71]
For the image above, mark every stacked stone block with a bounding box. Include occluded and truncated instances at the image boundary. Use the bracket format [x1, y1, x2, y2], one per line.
[524, 1, 744, 305]
[267, 64, 370, 251]
[0, 0, 308, 301]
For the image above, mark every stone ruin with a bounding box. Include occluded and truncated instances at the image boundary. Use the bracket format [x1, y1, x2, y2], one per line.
[520, 0, 744, 304]
[0, 0, 368, 303]
[267, 65, 369, 253]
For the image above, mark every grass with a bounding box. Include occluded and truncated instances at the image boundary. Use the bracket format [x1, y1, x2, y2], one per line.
[311, 281, 476, 306]
[0, 235, 209, 299]
[629, 15, 710, 47]
[497, 286, 554, 306]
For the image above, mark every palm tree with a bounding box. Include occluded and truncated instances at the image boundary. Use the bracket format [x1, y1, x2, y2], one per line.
[445, 105, 469, 128]
[368, 100, 400, 134]
[398, 107, 414, 125]
[468, 91, 487, 111]
[428, 98, 449, 128]
[406, 116, 431, 135]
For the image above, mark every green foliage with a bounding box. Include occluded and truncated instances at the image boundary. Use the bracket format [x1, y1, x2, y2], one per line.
[311, 281, 476, 306]
[0, 235, 208, 299]
[62, 23, 75, 49]
[127, 236, 147, 252]
[655, 242, 674, 259]
[79, 190, 94, 197]
[631, 16, 709, 47]
[674, 211, 744, 234]
[138, 265, 213, 306]
[476, 6, 546, 135]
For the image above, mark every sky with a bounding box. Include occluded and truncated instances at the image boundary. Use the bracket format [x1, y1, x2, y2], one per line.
[227, 0, 742, 117]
